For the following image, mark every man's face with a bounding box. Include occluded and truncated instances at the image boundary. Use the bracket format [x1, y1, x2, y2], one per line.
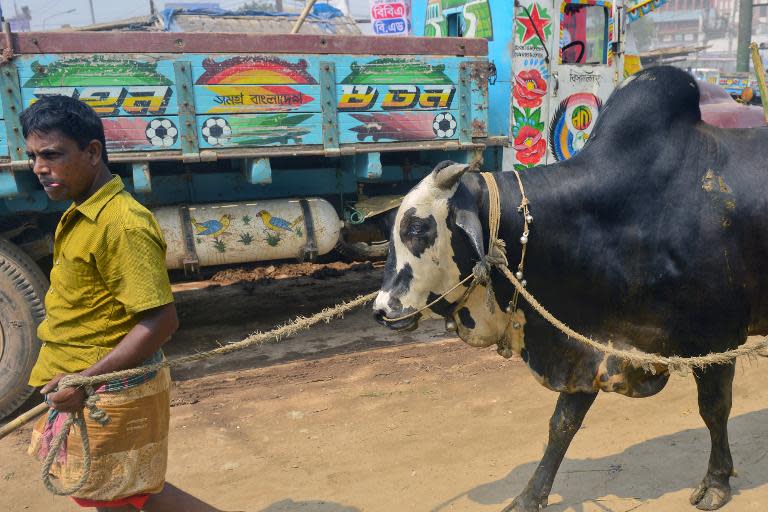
[26, 130, 101, 203]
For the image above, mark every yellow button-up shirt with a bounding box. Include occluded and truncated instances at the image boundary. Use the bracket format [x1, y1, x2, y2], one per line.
[29, 176, 174, 387]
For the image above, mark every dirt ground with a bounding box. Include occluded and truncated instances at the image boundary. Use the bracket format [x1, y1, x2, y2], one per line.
[2, 263, 768, 512]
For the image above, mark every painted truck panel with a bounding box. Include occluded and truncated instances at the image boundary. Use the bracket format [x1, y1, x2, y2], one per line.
[504, 0, 624, 169]
[412, 0, 512, 138]
[1, 51, 488, 165]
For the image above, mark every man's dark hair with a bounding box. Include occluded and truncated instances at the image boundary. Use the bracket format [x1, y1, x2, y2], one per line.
[20, 95, 109, 164]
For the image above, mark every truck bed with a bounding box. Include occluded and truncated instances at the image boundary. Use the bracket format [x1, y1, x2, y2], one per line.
[0, 32, 489, 174]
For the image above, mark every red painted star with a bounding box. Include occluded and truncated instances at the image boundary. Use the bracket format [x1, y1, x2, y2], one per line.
[518, 4, 551, 45]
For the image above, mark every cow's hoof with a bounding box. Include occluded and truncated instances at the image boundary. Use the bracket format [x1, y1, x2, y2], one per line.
[501, 494, 547, 511]
[689, 481, 731, 510]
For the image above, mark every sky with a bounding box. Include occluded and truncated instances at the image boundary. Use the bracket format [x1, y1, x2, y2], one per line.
[0, 0, 367, 30]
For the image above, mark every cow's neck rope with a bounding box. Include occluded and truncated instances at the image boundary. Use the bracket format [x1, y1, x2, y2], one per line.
[388, 171, 768, 373]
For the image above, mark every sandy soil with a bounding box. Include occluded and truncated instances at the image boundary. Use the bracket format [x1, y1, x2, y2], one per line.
[2, 264, 768, 512]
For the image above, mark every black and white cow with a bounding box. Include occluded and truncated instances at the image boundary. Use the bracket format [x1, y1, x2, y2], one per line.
[373, 66, 768, 511]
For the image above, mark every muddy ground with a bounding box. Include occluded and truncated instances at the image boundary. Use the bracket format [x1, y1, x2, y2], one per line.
[2, 263, 768, 512]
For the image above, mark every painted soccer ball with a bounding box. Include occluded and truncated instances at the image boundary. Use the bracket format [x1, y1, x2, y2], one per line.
[433, 112, 457, 138]
[145, 118, 178, 147]
[202, 117, 232, 146]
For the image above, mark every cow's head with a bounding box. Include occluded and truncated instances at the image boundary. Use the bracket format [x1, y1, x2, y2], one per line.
[373, 161, 509, 347]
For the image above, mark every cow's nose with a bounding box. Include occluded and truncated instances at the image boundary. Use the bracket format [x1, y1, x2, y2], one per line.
[373, 308, 388, 327]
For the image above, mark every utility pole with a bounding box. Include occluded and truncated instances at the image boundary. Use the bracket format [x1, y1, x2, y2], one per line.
[276, 0, 283, 11]
[88, 0, 96, 24]
[736, 0, 753, 72]
[150, 0, 157, 16]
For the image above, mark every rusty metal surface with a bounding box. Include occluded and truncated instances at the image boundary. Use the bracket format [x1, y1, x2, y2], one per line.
[10, 32, 488, 56]
[0, 139, 492, 170]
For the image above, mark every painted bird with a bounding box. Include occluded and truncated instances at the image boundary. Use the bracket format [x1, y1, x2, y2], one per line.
[191, 214, 232, 237]
[256, 210, 303, 232]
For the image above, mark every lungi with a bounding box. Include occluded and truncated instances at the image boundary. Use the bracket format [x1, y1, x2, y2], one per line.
[29, 353, 170, 506]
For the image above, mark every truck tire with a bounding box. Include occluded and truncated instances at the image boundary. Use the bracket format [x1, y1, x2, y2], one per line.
[336, 209, 396, 262]
[0, 238, 48, 419]
[335, 239, 389, 261]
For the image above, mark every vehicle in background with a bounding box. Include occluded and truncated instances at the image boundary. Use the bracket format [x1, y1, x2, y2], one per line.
[698, 80, 767, 128]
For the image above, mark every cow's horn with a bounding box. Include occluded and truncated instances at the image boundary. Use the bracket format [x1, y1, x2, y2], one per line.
[434, 163, 470, 190]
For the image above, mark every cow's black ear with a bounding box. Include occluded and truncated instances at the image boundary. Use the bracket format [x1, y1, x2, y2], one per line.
[434, 162, 470, 190]
[453, 185, 486, 260]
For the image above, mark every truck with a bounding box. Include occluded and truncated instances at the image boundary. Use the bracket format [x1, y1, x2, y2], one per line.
[0, 0, 638, 417]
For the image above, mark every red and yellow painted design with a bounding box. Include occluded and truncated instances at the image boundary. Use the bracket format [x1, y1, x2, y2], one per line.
[196, 56, 318, 85]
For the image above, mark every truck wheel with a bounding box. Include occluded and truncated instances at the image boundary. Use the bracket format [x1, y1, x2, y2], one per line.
[335, 239, 389, 261]
[0, 238, 48, 419]
[336, 209, 396, 262]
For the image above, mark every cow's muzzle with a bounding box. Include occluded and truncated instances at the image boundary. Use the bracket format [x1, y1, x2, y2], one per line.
[373, 307, 421, 332]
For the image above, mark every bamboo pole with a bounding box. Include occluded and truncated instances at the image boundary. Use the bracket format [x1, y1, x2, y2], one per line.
[0, 402, 48, 441]
[750, 43, 768, 125]
[291, 0, 319, 34]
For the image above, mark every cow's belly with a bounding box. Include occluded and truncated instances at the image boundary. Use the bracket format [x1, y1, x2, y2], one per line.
[521, 333, 671, 398]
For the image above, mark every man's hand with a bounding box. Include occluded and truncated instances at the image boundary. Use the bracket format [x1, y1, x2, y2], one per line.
[40, 373, 86, 413]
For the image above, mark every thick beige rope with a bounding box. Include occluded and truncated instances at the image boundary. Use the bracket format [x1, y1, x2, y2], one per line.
[41, 290, 378, 495]
[41, 388, 109, 496]
[55, 292, 378, 389]
[499, 264, 768, 373]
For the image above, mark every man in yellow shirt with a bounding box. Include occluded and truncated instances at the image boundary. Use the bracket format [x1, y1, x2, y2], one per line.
[24, 95, 226, 511]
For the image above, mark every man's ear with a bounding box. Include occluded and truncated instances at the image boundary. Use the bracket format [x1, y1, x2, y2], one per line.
[87, 139, 103, 167]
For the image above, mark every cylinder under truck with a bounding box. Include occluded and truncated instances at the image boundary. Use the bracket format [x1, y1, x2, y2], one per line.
[0, 0, 638, 417]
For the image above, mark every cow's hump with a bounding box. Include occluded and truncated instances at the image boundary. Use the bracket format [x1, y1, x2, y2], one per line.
[588, 66, 701, 148]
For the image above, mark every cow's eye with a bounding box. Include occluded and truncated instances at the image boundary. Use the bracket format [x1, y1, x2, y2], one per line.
[407, 222, 423, 235]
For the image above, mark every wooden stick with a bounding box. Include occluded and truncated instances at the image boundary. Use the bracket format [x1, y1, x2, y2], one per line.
[0, 402, 48, 441]
[291, 0, 319, 34]
[751, 43, 768, 124]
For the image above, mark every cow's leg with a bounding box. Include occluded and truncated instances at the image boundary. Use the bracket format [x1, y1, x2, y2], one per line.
[504, 391, 597, 512]
[689, 363, 735, 511]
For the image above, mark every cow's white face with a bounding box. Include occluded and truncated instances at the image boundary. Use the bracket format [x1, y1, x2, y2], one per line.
[373, 162, 509, 347]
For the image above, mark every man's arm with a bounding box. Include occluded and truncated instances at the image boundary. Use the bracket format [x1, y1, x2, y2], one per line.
[42, 302, 178, 412]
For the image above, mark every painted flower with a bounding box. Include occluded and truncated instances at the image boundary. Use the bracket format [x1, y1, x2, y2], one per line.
[514, 70, 548, 108]
[513, 125, 546, 165]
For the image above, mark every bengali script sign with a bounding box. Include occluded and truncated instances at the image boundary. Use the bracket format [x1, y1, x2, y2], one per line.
[370, 0, 410, 36]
